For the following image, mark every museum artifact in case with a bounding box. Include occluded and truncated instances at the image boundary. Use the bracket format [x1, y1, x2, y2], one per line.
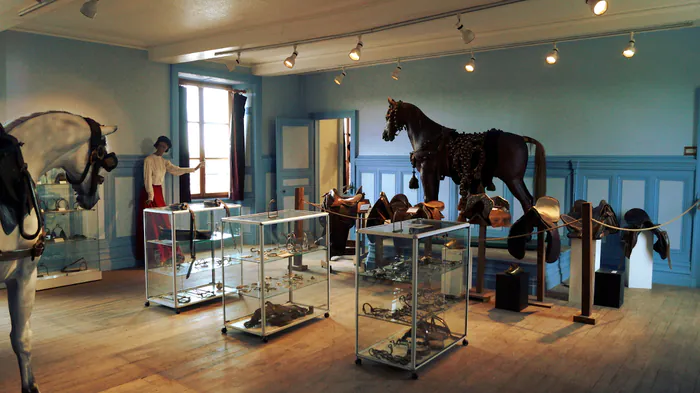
[35, 168, 102, 290]
[143, 201, 241, 313]
[355, 219, 471, 379]
[220, 210, 330, 342]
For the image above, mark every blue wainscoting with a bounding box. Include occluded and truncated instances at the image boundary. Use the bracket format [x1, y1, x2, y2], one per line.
[356, 155, 697, 288]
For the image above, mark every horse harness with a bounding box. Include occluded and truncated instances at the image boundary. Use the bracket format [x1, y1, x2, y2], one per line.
[66, 117, 118, 195]
[0, 123, 45, 261]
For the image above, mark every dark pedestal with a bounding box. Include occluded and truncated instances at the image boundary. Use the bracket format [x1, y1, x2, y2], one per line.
[496, 271, 529, 312]
[594, 269, 624, 308]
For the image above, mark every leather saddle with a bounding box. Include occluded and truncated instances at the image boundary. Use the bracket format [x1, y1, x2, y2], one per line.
[320, 187, 367, 257]
[560, 199, 619, 239]
[621, 208, 671, 268]
[461, 193, 511, 227]
[329, 186, 365, 207]
[507, 196, 562, 263]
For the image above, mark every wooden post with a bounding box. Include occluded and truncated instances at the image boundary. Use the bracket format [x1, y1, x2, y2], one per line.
[292, 187, 308, 271]
[528, 231, 553, 308]
[574, 201, 596, 325]
[469, 224, 493, 302]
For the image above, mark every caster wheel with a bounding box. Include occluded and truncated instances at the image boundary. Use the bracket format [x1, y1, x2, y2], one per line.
[144, 301, 150, 307]
[175, 309, 181, 315]
[262, 337, 268, 343]
[411, 373, 419, 380]
[221, 327, 228, 334]
[324, 312, 330, 318]
[355, 358, 362, 365]
[462, 339, 469, 346]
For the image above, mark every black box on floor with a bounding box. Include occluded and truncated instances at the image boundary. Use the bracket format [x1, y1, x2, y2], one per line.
[594, 268, 624, 308]
[495, 271, 529, 312]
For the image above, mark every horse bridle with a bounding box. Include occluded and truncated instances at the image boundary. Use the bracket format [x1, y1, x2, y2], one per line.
[65, 117, 118, 195]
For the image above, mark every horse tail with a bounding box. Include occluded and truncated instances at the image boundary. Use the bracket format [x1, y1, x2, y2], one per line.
[522, 136, 547, 200]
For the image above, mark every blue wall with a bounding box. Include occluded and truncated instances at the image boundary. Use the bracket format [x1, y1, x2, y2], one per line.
[305, 27, 700, 288]
[304, 27, 700, 157]
[0, 33, 6, 121]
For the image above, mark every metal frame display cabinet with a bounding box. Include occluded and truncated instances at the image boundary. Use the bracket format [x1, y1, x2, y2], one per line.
[220, 210, 331, 342]
[354, 219, 471, 379]
[143, 202, 241, 314]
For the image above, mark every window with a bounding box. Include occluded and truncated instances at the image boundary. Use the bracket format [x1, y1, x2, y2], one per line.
[182, 81, 231, 198]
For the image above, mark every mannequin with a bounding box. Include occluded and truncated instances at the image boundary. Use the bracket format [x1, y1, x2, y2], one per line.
[136, 136, 204, 262]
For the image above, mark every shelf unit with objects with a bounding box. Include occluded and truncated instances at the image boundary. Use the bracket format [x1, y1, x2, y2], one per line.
[354, 219, 472, 379]
[143, 201, 241, 314]
[220, 210, 330, 342]
[34, 169, 102, 291]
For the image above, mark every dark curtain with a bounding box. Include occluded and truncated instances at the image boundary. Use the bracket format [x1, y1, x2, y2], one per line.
[178, 86, 192, 202]
[230, 93, 247, 201]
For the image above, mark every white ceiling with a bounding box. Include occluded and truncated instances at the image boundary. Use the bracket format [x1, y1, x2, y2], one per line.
[3, 0, 700, 76]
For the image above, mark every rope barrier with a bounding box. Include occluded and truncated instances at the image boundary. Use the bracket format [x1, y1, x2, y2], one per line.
[591, 199, 700, 232]
[303, 200, 370, 221]
[483, 219, 579, 242]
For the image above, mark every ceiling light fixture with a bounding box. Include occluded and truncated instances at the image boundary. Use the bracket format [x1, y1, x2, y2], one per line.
[391, 60, 402, 80]
[546, 43, 559, 65]
[18, 0, 57, 17]
[80, 0, 99, 19]
[456, 15, 476, 45]
[622, 32, 636, 58]
[236, 52, 241, 65]
[465, 52, 476, 72]
[334, 68, 346, 85]
[349, 36, 363, 61]
[586, 0, 608, 16]
[284, 45, 298, 69]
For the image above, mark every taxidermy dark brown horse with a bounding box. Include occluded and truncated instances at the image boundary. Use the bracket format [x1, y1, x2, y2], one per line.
[382, 98, 547, 219]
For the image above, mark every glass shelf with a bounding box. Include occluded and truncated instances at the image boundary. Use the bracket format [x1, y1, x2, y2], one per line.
[358, 297, 464, 327]
[228, 246, 327, 264]
[235, 271, 328, 300]
[148, 257, 240, 278]
[148, 283, 238, 309]
[147, 231, 237, 246]
[43, 209, 96, 214]
[225, 307, 326, 337]
[357, 329, 464, 371]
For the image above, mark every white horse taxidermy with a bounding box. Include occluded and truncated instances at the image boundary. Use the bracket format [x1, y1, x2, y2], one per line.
[0, 111, 118, 393]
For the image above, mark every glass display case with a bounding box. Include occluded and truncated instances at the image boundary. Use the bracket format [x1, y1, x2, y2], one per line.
[143, 201, 241, 313]
[35, 168, 101, 291]
[220, 210, 330, 342]
[354, 219, 471, 379]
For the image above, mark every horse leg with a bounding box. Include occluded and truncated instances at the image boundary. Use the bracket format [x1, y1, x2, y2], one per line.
[7, 260, 41, 393]
[505, 178, 534, 213]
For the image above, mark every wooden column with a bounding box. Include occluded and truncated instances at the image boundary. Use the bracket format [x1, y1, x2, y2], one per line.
[292, 187, 308, 271]
[469, 224, 493, 302]
[574, 202, 596, 325]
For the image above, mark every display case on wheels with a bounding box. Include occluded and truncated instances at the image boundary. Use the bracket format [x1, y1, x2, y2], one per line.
[220, 210, 330, 342]
[143, 201, 241, 313]
[355, 219, 471, 379]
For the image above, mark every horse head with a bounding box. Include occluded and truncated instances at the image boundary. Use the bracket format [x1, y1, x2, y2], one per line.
[383, 97, 408, 141]
[61, 117, 119, 210]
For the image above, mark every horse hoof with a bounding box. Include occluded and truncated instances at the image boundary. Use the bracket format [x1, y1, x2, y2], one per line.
[23, 384, 40, 393]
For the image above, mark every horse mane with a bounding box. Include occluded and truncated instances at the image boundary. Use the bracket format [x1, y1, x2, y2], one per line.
[400, 102, 456, 133]
[4, 111, 76, 133]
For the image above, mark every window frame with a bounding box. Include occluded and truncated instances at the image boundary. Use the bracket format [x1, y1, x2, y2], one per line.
[180, 79, 232, 199]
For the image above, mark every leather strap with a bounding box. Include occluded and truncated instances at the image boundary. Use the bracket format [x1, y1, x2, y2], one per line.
[0, 235, 45, 262]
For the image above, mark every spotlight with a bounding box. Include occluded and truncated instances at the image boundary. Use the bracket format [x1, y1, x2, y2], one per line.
[586, 0, 608, 16]
[334, 69, 346, 85]
[464, 52, 476, 72]
[349, 36, 363, 61]
[456, 15, 475, 45]
[546, 43, 559, 65]
[80, 0, 98, 19]
[391, 60, 402, 80]
[623, 32, 636, 58]
[284, 45, 298, 69]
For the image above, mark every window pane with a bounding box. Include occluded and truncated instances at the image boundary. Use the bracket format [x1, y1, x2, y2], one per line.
[203, 87, 229, 124]
[188, 123, 200, 158]
[189, 159, 201, 195]
[185, 85, 199, 122]
[204, 123, 230, 159]
[204, 159, 230, 194]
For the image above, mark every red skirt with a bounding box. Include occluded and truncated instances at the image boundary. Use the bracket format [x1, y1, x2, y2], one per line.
[136, 185, 182, 262]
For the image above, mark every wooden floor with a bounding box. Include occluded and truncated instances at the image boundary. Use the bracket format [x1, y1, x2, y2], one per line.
[2, 263, 700, 393]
